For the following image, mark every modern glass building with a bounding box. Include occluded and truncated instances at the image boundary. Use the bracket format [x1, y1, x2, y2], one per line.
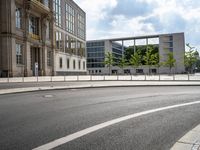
[0, 0, 86, 77]
[87, 40, 124, 74]
[86, 33, 185, 75]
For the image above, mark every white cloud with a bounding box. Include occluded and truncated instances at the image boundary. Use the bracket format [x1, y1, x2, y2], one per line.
[74, 0, 200, 51]
[74, 0, 118, 39]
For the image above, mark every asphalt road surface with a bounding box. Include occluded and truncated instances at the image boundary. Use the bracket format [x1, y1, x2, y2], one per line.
[0, 86, 200, 150]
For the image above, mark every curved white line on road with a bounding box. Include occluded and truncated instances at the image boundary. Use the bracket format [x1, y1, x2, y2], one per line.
[33, 100, 200, 150]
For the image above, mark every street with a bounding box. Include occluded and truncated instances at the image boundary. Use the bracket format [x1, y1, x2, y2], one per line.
[0, 86, 200, 150]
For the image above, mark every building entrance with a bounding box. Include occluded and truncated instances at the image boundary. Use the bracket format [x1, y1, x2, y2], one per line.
[31, 47, 41, 76]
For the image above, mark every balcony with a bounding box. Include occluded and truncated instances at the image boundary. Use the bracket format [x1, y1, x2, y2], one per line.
[29, 33, 40, 40]
[28, 0, 50, 14]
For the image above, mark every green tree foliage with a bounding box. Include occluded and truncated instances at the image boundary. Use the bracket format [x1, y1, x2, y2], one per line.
[196, 59, 200, 72]
[104, 52, 114, 75]
[124, 46, 134, 61]
[124, 44, 159, 65]
[163, 50, 176, 74]
[129, 52, 142, 74]
[185, 43, 198, 73]
[143, 46, 160, 74]
[118, 56, 128, 74]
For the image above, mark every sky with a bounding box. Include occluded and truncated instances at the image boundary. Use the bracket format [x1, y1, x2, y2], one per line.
[74, 0, 200, 52]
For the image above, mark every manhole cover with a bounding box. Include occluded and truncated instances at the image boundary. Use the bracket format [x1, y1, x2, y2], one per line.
[44, 95, 53, 98]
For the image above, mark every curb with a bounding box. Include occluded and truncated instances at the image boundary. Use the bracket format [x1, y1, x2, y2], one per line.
[171, 124, 200, 150]
[1, 83, 200, 95]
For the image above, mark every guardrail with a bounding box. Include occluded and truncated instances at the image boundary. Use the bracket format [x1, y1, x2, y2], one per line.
[0, 74, 200, 83]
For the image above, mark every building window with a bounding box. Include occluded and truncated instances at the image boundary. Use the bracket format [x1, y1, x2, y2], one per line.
[169, 36, 173, 41]
[66, 3, 75, 34]
[136, 69, 143, 74]
[47, 50, 52, 66]
[16, 8, 22, 29]
[53, 0, 62, 27]
[78, 13, 85, 40]
[29, 16, 39, 35]
[43, 0, 49, 7]
[67, 58, 70, 69]
[46, 21, 50, 40]
[55, 31, 64, 52]
[83, 61, 85, 70]
[78, 60, 81, 70]
[16, 44, 23, 65]
[59, 57, 62, 68]
[73, 60, 76, 69]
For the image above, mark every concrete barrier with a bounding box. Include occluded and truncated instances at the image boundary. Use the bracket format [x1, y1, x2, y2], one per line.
[1, 75, 200, 83]
[91, 76, 104, 81]
[104, 76, 118, 80]
[52, 76, 65, 82]
[118, 76, 132, 80]
[64, 76, 78, 81]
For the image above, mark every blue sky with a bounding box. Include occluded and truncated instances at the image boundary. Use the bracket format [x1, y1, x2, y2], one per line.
[74, 0, 200, 51]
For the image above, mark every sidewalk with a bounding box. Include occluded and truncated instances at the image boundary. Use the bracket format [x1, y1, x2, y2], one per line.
[171, 124, 200, 150]
[1, 80, 200, 95]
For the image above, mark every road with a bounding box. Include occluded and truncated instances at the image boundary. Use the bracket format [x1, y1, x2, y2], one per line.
[0, 86, 200, 150]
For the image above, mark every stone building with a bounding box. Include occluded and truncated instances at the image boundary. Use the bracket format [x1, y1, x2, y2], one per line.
[0, 0, 86, 77]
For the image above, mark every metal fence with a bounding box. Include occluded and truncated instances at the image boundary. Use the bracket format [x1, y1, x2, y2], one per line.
[0, 74, 200, 83]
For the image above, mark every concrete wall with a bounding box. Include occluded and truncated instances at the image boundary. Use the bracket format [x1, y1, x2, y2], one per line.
[55, 52, 87, 75]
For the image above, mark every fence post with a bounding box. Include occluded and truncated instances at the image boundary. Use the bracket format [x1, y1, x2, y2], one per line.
[188, 73, 190, 81]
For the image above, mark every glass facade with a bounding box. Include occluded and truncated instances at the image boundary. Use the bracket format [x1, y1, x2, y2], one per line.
[78, 14, 85, 40]
[87, 41, 105, 68]
[66, 3, 75, 34]
[112, 42, 123, 65]
[53, 0, 62, 27]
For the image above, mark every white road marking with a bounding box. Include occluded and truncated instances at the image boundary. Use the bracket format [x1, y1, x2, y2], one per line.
[33, 100, 200, 150]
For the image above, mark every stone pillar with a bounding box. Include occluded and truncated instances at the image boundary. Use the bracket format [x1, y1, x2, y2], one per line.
[24, 3, 31, 76]
[0, 0, 15, 77]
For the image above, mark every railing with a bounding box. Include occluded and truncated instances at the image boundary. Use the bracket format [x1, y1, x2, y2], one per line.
[30, 0, 50, 12]
[0, 74, 200, 83]
[29, 33, 40, 40]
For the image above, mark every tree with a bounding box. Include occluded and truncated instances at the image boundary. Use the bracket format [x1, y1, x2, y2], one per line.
[124, 46, 134, 61]
[129, 52, 142, 74]
[104, 52, 114, 75]
[152, 52, 161, 74]
[185, 43, 198, 73]
[143, 46, 153, 74]
[118, 56, 128, 74]
[163, 50, 176, 74]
